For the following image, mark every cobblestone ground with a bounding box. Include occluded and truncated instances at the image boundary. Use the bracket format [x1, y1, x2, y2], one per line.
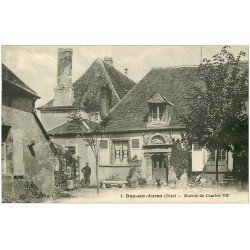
[46, 185, 248, 203]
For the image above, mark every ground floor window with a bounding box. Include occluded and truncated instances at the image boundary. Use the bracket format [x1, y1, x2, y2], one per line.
[65, 146, 76, 155]
[110, 140, 129, 165]
[205, 149, 227, 172]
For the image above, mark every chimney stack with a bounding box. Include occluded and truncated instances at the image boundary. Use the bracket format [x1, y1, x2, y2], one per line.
[104, 57, 113, 66]
[53, 48, 74, 106]
[57, 48, 73, 89]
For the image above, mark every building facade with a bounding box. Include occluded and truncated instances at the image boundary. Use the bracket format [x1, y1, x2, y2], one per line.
[47, 59, 234, 185]
[2, 64, 57, 200]
[39, 48, 136, 183]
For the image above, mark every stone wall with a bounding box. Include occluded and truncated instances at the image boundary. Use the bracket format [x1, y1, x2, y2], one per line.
[2, 106, 55, 200]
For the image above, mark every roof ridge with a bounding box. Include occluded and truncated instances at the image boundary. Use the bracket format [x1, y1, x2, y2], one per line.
[101, 59, 136, 83]
[2, 64, 40, 98]
[107, 68, 154, 115]
[153, 65, 199, 69]
[98, 59, 121, 101]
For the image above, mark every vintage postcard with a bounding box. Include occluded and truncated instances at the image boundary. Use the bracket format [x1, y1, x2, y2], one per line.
[1, 45, 249, 203]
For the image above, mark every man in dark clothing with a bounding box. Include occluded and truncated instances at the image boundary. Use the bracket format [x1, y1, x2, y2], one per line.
[81, 162, 91, 187]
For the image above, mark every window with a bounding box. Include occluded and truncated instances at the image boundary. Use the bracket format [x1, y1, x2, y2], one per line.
[132, 139, 140, 149]
[205, 149, 227, 172]
[151, 104, 165, 122]
[152, 106, 158, 121]
[100, 140, 108, 149]
[111, 141, 129, 165]
[159, 105, 164, 121]
[65, 146, 76, 155]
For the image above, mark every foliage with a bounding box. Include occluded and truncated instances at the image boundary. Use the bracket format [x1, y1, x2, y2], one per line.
[183, 46, 248, 150]
[19, 181, 44, 202]
[68, 94, 110, 194]
[2, 181, 44, 203]
[127, 156, 144, 187]
[182, 46, 248, 182]
[170, 138, 190, 180]
[138, 177, 147, 186]
[105, 175, 121, 181]
[53, 145, 80, 192]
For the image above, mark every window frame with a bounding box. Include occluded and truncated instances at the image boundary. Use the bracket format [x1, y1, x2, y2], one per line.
[205, 149, 228, 173]
[110, 139, 130, 166]
[150, 104, 166, 123]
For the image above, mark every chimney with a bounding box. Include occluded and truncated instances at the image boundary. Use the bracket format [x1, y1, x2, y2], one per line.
[57, 48, 73, 89]
[53, 48, 74, 107]
[104, 57, 113, 66]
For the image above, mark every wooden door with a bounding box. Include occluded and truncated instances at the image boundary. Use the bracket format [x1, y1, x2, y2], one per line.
[152, 154, 168, 183]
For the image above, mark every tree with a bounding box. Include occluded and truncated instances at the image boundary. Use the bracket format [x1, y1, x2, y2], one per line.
[69, 92, 110, 194]
[182, 46, 248, 184]
[170, 137, 191, 180]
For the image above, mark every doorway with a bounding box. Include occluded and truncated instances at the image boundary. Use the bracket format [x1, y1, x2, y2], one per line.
[151, 154, 168, 183]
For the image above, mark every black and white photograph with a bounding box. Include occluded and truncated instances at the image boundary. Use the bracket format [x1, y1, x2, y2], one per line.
[1, 1, 250, 250]
[1, 45, 248, 203]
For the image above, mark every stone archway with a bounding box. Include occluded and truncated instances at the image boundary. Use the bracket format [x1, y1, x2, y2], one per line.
[144, 151, 171, 185]
[151, 154, 168, 183]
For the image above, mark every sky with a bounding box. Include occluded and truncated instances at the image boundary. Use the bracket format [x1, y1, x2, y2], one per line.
[2, 45, 248, 107]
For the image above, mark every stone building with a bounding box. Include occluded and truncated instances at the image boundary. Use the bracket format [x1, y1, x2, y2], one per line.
[97, 66, 233, 184]
[38, 48, 136, 184]
[47, 61, 234, 184]
[37, 49, 135, 131]
[2, 64, 57, 200]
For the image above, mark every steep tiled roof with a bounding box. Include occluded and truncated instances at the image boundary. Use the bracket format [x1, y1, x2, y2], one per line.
[105, 66, 205, 132]
[47, 119, 101, 135]
[101, 60, 136, 99]
[2, 64, 40, 98]
[38, 58, 135, 110]
[148, 92, 174, 105]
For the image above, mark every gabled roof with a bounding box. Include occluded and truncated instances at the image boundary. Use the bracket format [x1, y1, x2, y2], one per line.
[105, 66, 205, 132]
[147, 92, 174, 106]
[38, 58, 135, 110]
[47, 119, 101, 135]
[101, 60, 136, 99]
[2, 64, 40, 98]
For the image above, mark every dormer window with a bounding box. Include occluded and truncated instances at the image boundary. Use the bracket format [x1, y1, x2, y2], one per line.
[147, 92, 174, 127]
[152, 104, 164, 122]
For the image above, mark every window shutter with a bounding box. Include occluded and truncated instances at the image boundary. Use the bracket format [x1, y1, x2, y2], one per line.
[110, 141, 115, 165]
[12, 129, 24, 176]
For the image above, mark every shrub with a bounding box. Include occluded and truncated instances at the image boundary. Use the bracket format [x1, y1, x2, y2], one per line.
[105, 175, 121, 181]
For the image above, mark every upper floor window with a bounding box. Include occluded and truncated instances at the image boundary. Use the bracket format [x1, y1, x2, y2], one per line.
[147, 92, 174, 126]
[151, 104, 165, 122]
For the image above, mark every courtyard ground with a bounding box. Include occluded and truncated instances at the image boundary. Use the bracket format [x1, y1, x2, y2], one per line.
[46, 185, 248, 203]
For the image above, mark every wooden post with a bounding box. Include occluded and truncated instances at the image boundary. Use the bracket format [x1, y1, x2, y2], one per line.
[96, 155, 99, 194]
[215, 148, 219, 186]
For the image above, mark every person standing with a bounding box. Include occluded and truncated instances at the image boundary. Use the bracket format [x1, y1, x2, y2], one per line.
[81, 162, 91, 187]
